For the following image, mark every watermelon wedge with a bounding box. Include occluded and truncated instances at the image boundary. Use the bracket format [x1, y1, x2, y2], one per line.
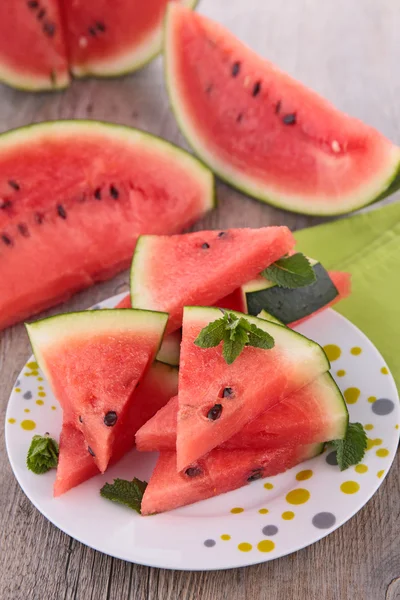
[136, 373, 347, 452]
[0, 121, 213, 331]
[141, 443, 323, 514]
[165, 4, 400, 216]
[61, 0, 197, 78]
[176, 307, 329, 470]
[0, 1, 69, 91]
[26, 309, 168, 473]
[54, 360, 178, 496]
[130, 227, 295, 333]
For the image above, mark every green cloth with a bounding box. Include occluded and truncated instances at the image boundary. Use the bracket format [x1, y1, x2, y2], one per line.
[295, 201, 400, 386]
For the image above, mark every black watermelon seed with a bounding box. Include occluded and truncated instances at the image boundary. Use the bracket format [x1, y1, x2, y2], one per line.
[37, 8, 46, 20]
[88, 26, 97, 37]
[247, 469, 263, 482]
[207, 404, 223, 421]
[231, 62, 241, 77]
[79, 416, 83, 423]
[34, 212, 44, 224]
[94, 187, 102, 200]
[43, 22, 55, 36]
[104, 411, 118, 427]
[8, 180, 20, 191]
[201, 242, 210, 249]
[27, 0, 39, 8]
[218, 231, 226, 237]
[96, 21, 106, 32]
[88, 446, 95, 457]
[0, 200, 12, 209]
[1, 234, 12, 246]
[110, 185, 119, 199]
[236, 113, 243, 123]
[275, 100, 281, 114]
[185, 466, 202, 477]
[18, 223, 30, 238]
[222, 387, 234, 398]
[252, 81, 261, 97]
[205, 83, 213, 94]
[50, 70, 56, 85]
[57, 204, 67, 219]
[282, 113, 297, 125]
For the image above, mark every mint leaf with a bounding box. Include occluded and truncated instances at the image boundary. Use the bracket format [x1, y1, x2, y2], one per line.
[222, 327, 248, 364]
[194, 315, 227, 348]
[330, 423, 367, 471]
[26, 434, 59, 474]
[100, 477, 147, 513]
[262, 253, 316, 289]
[246, 322, 275, 349]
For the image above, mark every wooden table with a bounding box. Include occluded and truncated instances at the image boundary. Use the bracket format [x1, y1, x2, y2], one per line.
[1, 1, 399, 598]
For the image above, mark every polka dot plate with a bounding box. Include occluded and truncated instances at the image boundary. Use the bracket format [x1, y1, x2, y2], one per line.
[5, 295, 399, 570]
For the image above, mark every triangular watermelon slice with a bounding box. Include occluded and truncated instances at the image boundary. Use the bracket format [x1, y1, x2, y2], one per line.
[141, 443, 323, 514]
[176, 307, 329, 470]
[130, 227, 294, 333]
[54, 360, 178, 496]
[26, 309, 168, 473]
[136, 371, 348, 452]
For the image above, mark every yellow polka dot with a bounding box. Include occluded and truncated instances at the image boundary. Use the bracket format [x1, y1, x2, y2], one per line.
[24, 372, 32, 377]
[396, 425, 399, 430]
[340, 481, 360, 494]
[36, 400, 44, 406]
[376, 448, 389, 458]
[24, 408, 30, 413]
[38, 386, 44, 391]
[231, 507, 244, 514]
[264, 482, 273, 490]
[364, 424, 374, 431]
[38, 392, 46, 398]
[344, 387, 360, 404]
[336, 370, 346, 377]
[323, 344, 341, 361]
[21, 419, 36, 431]
[282, 511, 295, 520]
[27, 361, 38, 370]
[258, 508, 269, 514]
[221, 534, 231, 541]
[366, 437, 382, 450]
[377, 470, 385, 479]
[51, 405, 57, 411]
[286, 488, 310, 505]
[238, 542, 252, 552]
[37, 377, 44, 382]
[296, 469, 313, 481]
[355, 464, 368, 474]
[368, 396, 376, 403]
[257, 540, 275, 553]
[31, 370, 39, 376]
[8, 418, 16, 424]
[381, 367, 389, 375]
[15, 388, 21, 393]
[350, 347, 362, 355]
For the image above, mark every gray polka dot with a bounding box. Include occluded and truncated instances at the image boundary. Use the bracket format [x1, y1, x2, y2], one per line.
[204, 539, 216, 547]
[91, 305, 100, 310]
[23, 391, 32, 400]
[326, 451, 338, 466]
[15, 380, 20, 387]
[312, 512, 336, 529]
[262, 525, 278, 536]
[372, 398, 395, 416]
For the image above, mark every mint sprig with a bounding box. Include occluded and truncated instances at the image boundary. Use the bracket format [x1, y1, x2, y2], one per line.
[329, 422, 367, 471]
[26, 434, 59, 474]
[262, 253, 316, 289]
[100, 477, 147, 513]
[195, 311, 274, 364]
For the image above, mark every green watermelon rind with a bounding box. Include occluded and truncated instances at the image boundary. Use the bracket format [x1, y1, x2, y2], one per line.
[164, 6, 400, 216]
[0, 65, 70, 92]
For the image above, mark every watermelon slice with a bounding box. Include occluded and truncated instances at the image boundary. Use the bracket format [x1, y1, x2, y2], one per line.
[0, 1, 69, 91]
[165, 4, 400, 216]
[61, 0, 197, 78]
[26, 309, 168, 473]
[141, 443, 322, 514]
[0, 121, 213, 331]
[130, 227, 295, 332]
[136, 373, 347, 452]
[176, 307, 329, 470]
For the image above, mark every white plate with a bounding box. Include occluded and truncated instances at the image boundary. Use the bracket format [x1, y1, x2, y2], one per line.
[5, 295, 399, 570]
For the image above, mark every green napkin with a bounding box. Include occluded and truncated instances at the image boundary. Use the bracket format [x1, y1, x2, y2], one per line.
[294, 201, 400, 386]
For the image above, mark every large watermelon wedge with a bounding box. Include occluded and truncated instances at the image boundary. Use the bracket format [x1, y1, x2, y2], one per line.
[26, 309, 168, 473]
[141, 443, 322, 514]
[0, 1, 69, 91]
[0, 121, 213, 331]
[54, 360, 178, 496]
[176, 307, 329, 470]
[130, 227, 295, 333]
[165, 4, 400, 216]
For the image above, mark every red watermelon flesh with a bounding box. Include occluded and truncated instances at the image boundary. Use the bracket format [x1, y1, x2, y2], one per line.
[130, 227, 295, 333]
[141, 443, 322, 514]
[27, 309, 168, 473]
[165, 4, 400, 216]
[0, 121, 213, 331]
[0, 1, 69, 91]
[54, 360, 178, 496]
[176, 307, 329, 470]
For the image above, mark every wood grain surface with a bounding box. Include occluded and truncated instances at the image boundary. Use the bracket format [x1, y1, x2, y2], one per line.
[0, 1, 399, 598]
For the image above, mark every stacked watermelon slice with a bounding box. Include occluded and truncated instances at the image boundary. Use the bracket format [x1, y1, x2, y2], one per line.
[27, 226, 352, 513]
